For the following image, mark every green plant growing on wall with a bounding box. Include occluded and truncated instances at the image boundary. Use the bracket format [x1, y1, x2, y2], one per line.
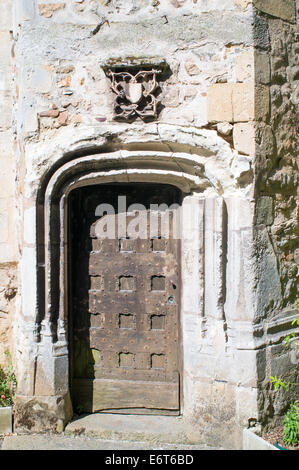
[269, 299, 299, 447]
[0, 352, 17, 408]
[282, 401, 299, 447]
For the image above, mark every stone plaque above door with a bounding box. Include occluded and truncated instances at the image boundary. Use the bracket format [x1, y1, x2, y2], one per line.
[105, 65, 163, 121]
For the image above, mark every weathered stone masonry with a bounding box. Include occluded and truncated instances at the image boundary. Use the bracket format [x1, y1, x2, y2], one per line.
[0, 0, 298, 448]
[0, 0, 18, 366]
[253, 1, 299, 428]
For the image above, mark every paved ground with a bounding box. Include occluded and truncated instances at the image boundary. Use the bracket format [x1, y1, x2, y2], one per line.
[0, 433, 217, 450]
[0, 414, 222, 450]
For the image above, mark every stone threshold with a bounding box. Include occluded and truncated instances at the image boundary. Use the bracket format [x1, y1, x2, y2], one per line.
[1, 433, 215, 451]
[64, 413, 221, 449]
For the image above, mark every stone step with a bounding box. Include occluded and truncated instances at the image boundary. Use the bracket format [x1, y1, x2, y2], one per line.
[64, 413, 220, 449]
[1, 434, 205, 451]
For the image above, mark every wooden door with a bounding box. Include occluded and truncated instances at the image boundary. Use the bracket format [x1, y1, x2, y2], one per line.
[69, 183, 181, 415]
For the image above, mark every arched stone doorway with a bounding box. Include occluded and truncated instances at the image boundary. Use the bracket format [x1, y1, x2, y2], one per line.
[34, 148, 221, 423]
[15, 133, 257, 448]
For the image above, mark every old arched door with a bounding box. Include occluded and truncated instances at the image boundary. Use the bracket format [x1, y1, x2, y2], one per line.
[69, 183, 181, 415]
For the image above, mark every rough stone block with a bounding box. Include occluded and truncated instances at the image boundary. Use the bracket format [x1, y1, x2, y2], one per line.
[255, 196, 274, 226]
[183, 380, 241, 448]
[38, 3, 66, 18]
[254, 13, 270, 50]
[233, 122, 255, 155]
[255, 124, 275, 156]
[207, 84, 233, 123]
[236, 350, 259, 387]
[232, 83, 254, 122]
[234, 0, 252, 10]
[236, 388, 259, 425]
[270, 351, 294, 378]
[254, 227, 282, 319]
[53, 354, 69, 396]
[217, 122, 233, 136]
[255, 53, 271, 84]
[254, 0, 296, 23]
[162, 86, 180, 107]
[236, 49, 254, 83]
[255, 85, 270, 121]
[184, 61, 200, 76]
[26, 65, 53, 94]
[208, 83, 267, 122]
[14, 393, 73, 433]
[20, 101, 39, 134]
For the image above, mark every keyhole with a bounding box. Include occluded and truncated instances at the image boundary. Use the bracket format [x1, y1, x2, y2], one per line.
[167, 296, 175, 305]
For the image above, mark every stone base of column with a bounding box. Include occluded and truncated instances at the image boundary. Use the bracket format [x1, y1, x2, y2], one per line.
[13, 392, 73, 433]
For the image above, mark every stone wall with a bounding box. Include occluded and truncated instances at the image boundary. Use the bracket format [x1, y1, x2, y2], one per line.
[252, 0, 299, 428]
[13, 0, 259, 135]
[0, 0, 18, 366]
[0, 0, 297, 448]
[10, 0, 258, 447]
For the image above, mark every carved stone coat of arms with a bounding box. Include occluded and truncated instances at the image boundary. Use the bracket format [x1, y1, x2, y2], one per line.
[107, 69, 161, 121]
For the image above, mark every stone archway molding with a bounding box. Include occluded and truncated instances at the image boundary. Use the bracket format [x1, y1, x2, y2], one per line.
[43, 150, 216, 340]
[15, 131, 254, 434]
[41, 145, 252, 341]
